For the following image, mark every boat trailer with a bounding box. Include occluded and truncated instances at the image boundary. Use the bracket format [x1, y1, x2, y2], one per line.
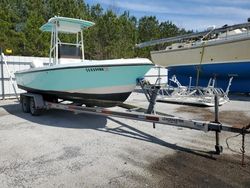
[19, 84, 250, 166]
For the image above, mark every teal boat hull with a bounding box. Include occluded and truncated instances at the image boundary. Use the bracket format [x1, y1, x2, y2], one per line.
[15, 59, 152, 106]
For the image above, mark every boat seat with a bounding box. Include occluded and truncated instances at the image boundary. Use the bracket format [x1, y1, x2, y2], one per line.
[30, 59, 44, 68]
[59, 58, 82, 64]
[58, 45, 82, 59]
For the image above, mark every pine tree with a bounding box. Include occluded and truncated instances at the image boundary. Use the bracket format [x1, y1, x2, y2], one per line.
[0, 0, 189, 58]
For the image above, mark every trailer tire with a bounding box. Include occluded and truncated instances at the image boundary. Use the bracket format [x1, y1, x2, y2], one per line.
[29, 97, 41, 116]
[21, 96, 30, 113]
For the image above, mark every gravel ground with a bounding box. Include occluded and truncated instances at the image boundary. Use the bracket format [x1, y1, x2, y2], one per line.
[0, 92, 249, 188]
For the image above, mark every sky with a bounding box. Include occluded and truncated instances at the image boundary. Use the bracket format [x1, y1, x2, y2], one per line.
[85, 0, 250, 31]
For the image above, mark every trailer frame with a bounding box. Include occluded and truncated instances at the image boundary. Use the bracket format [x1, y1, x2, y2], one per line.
[20, 90, 250, 166]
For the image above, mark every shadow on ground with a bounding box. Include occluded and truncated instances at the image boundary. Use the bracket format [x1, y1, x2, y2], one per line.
[102, 117, 219, 159]
[1, 102, 107, 129]
[145, 151, 250, 188]
[1, 102, 219, 160]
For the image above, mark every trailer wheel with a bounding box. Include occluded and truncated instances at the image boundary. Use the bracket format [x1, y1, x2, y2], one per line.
[29, 97, 41, 116]
[21, 96, 30, 113]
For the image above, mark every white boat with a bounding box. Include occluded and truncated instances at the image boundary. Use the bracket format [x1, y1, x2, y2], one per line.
[15, 16, 153, 107]
[137, 20, 250, 93]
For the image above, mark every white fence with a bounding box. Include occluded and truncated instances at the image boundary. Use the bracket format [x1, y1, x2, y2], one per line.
[0, 55, 49, 99]
[0, 56, 168, 99]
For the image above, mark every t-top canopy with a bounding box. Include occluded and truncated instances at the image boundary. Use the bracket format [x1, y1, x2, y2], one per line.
[40, 16, 95, 33]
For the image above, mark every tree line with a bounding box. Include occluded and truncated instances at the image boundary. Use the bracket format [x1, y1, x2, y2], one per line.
[0, 0, 190, 59]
